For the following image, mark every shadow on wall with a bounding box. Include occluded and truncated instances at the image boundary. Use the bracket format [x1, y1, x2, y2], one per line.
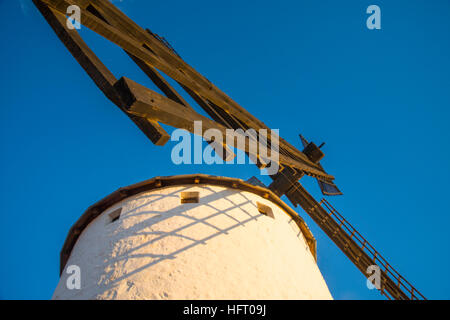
[94, 186, 267, 296]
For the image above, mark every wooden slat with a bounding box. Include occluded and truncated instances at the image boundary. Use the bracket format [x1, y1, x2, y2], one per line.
[283, 180, 413, 300]
[114, 76, 338, 176]
[128, 53, 192, 108]
[34, 0, 425, 300]
[40, 0, 332, 181]
[85, 1, 193, 110]
[33, 0, 170, 145]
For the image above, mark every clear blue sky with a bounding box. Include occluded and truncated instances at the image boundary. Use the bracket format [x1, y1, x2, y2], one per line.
[1, 0, 449, 299]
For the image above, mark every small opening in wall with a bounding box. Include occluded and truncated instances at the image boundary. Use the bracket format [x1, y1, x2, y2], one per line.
[180, 191, 199, 203]
[256, 202, 274, 219]
[108, 208, 122, 223]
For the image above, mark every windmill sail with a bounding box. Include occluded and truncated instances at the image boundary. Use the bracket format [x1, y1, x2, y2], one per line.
[317, 178, 342, 196]
[33, 0, 425, 300]
[300, 134, 343, 196]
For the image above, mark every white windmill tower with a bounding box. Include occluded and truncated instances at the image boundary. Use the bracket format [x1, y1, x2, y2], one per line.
[52, 175, 332, 299]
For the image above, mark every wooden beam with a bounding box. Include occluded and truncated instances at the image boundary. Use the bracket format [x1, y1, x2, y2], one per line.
[40, 0, 331, 180]
[114, 76, 337, 176]
[114, 77, 229, 134]
[33, 0, 170, 146]
[268, 166, 304, 197]
[84, 1, 193, 110]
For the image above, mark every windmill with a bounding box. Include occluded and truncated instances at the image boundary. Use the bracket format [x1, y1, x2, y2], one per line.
[33, 0, 425, 300]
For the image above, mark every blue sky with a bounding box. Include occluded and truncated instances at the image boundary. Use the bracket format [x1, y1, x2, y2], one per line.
[1, 0, 449, 299]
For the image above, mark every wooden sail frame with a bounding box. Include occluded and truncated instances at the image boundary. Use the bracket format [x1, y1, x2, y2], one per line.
[33, 0, 426, 300]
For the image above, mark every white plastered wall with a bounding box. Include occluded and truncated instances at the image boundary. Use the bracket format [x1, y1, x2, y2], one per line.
[53, 184, 332, 300]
